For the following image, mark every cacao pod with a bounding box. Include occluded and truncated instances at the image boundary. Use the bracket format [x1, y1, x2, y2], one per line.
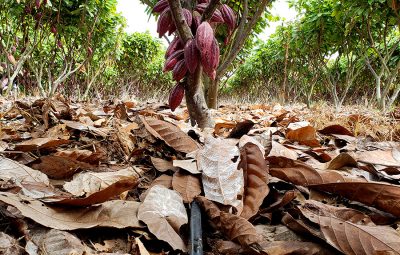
[153, 0, 169, 13]
[169, 82, 185, 112]
[35, 12, 42, 21]
[197, 0, 209, 3]
[173, 59, 188, 82]
[168, 22, 177, 36]
[195, 22, 214, 54]
[195, 3, 224, 23]
[51, 26, 57, 34]
[184, 39, 200, 74]
[166, 37, 183, 58]
[182, 8, 193, 27]
[192, 15, 201, 32]
[201, 38, 219, 80]
[157, 8, 173, 38]
[35, 0, 41, 9]
[220, 4, 236, 31]
[164, 49, 184, 72]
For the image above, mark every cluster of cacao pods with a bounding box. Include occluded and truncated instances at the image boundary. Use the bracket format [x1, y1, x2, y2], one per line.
[153, 0, 236, 111]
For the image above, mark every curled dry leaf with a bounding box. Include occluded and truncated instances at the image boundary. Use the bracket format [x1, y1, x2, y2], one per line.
[138, 185, 188, 251]
[327, 153, 358, 170]
[0, 192, 142, 230]
[197, 136, 244, 210]
[40, 229, 90, 255]
[356, 149, 400, 167]
[196, 197, 260, 248]
[268, 141, 298, 160]
[227, 120, 255, 139]
[140, 116, 200, 154]
[30, 155, 93, 179]
[318, 124, 354, 136]
[299, 201, 400, 255]
[61, 120, 109, 137]
[0, 157, 49, 185]
[286, 126, 320, 147]
[63, 166, 140, 197]
[13, 137, 71, 152]
[172, 170, 202, 203]
[173, 159, 200, 174]
[238, 142, 269, 220]
[54, 149, 106, 165]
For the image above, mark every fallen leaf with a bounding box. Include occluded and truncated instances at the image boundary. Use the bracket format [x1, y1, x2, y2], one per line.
[62, 120, 108, 137]
[0, 157, 49, 185]
[172, 170, 202, 203]
[54, 149, 106, 165]
[286, 126, 320, 147]
[40, 229, 90, 255]
[0, 232, 22, 255]
[299, 201, 400, 255]
[356, 149, 400, 167]
[227, 120, 255, 138]
[151, 157, 178, 172]
[259, 240, 336, 255]
[140, 116, 200, 154]
[135, 238, 151, 255]
[327, 153, 358, 170]
[318, 124, 354, 136]
[63, 167, 140, 197]
[138, 185, 188, 251]
[30, 155, 93, 179]
[268, 141, 298, 159]
[0, 192, 142, 230]
[239, 142, 269, 220]
[13, 137, 71, 152]
[197, 136, 244, 210]
[173, 159, 200, 174]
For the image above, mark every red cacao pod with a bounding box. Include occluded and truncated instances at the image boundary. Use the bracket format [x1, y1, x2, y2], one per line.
[201, 38, 219, 80]
[184, 39, 200, 74]
[169, 82, 185, 112]
[153, 0, 169, 13]
[195, 3, 224, 23]
[172, 59, 188, 82]
[166, 37, 183, 58]
[35, 0, 41, 9]
[157, 8, 173, 38]
[182, 8, 193, 27]
[220, 4, 236, 31]
[164, 49, 184, 72]
[195, 22, 214, 54]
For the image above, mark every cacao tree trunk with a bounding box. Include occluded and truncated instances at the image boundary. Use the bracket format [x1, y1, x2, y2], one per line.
[207, 78, 218, 109]
[186, 67, 213, 128]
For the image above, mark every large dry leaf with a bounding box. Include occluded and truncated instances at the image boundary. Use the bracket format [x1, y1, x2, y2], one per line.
[13, 137, 71, 152]
[268, 156, 362, 185]
[0, 192, 141, 230]
[196, 196, 260, 247]
[140, 116, 200, 154]
[151, 157, 178, 172]
[173, 159, 200, 174]
[47, 178, 139, 206]
[54, 149, 106, 165]
[227, 120, 255, 138]
[286, 126, 320, 147]
[239, 142, 269, 220]
[63, 167, 140, 196]
[268, 141, 298, 159]
[40, 229, 91, 255]
[259, 240, 336, 255]
[172, 170, 202, 203]
[138, 185, 188, 251]
[356, 149, 400, 167]
[197, 136, 244, 210]
[30, 155, 93, 179]
[327, 153, 358, 170]
[0, 232, 22, 255]
[0, 157, 49, 185]
[318, 124, 354, 136]
[299, 201, 400, 255]
[310, 182, 400, 217]
[61, 120, 109, 137]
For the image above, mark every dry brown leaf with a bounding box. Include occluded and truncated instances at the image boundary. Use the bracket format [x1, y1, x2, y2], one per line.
[40, 229, 90, 255]
[138, 185, 188, 251]
[299, 201, 400, 255]
[0, 192, 142, 230]
[0, 232, 22, 255]
[13, 137, 71, 152]
[30, 155, 93, 179]
[197, 136, 244, 210]
[318, 124, 354, 136]
[259, 240, 335, 255]
[196, 197, 260, 247]
[268, 141, 298, 159]
[54, 149, 106, 165]
[63, 167, 140, 197]
[173, 159, 200, 174]
[62, 120, 109, 137]
[151, 157, 178, 172]
[327, 153, 358, 170]
[0, 157, 49, 185]
[135, 238, 151, 255]
[140, 116, 200, 154]
[239, 142, 269, 220]
[260, 190, 298, 215]
[227, 120, 255, 139]
[172, 170, 202, 203]
[47, 177, 139, 206]
[286, 126, 320, 147]
[268, 156, 363, 185]
[356, 149, 400, 167]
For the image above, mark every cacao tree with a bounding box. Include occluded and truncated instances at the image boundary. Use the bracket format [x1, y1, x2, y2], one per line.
[151, 0, 274, 127]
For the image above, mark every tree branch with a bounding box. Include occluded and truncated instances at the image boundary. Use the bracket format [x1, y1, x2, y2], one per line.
[167, 0, 193, 43]
[201, 0, 221, 22]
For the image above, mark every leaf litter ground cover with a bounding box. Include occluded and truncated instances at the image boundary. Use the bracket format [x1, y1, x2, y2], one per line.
[0, 96, 400, 254]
